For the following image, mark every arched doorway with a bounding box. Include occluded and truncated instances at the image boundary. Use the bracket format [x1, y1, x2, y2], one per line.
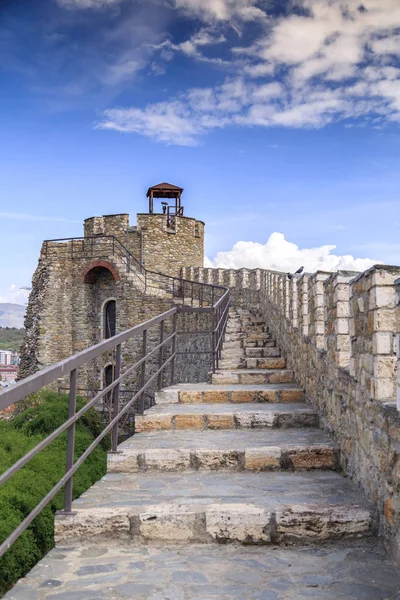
[104, 300, 116, 339]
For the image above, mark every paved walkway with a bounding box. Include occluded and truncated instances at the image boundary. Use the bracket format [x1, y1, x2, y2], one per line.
[4, 540, 400, 600]
[4, 307, 400, 598]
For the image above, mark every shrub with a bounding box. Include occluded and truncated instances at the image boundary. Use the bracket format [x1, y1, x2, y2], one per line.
[0, 392, 109, 597]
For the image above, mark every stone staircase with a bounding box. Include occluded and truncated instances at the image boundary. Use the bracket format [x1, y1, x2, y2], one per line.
[55, 307, 374, 546]
[7, 308, 400, 599]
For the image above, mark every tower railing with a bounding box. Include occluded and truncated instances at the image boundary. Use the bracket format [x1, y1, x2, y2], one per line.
[43, 235, 223, 308]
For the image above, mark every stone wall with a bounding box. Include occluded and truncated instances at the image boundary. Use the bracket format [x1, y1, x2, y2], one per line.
[137, 214, 204, 277]
[184, 264, 400, 566]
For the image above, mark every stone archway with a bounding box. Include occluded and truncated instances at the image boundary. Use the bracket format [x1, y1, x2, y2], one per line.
[81, 260, 120, 284]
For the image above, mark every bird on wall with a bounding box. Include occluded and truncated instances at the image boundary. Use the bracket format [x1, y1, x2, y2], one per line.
[287, 266, 304, 280]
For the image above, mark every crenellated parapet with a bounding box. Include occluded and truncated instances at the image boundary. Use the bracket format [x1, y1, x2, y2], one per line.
[183, 264, 400, 405]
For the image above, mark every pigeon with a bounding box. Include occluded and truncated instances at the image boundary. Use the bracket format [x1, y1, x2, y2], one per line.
[287, 266, 304, 279]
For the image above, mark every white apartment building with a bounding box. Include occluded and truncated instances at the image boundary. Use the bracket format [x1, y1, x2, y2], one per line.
[0, 350, 15, 365]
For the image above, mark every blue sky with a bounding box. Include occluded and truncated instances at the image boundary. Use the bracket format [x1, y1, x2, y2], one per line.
[1, 0, 400, 304]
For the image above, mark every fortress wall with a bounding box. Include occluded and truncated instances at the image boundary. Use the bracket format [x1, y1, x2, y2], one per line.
[183, 264, 400, 566]
[137, 214, 204, 277]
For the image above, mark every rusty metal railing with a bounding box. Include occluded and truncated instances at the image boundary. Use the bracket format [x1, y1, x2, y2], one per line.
[0, 285, 230, 558]
[43, 235, 224, 308]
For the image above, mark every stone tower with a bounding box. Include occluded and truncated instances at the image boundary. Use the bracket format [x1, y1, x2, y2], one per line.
[19, 183, 205, 379]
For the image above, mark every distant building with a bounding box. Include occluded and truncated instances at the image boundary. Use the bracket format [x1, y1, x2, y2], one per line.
[0, 351, 20, 365]
[0, 351, 12, 365]
[0, 365, 18, 386]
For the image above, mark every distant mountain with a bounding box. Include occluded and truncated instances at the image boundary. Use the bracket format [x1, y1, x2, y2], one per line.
[0, 304, 26, 328]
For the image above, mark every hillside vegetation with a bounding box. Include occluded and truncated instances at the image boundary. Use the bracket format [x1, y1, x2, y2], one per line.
[0, 328, 25, 352]
[0, 391, 109, 597]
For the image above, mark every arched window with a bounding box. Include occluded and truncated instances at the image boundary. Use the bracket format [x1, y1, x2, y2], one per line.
[104, 300, 116, 339]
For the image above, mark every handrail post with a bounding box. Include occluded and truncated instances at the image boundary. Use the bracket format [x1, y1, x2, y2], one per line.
[64, 368, 77, 513]
[158, 320, 165, 389]
[139, 330, 147, 414]
[171, 312, 177, 385]
[111, 344, 121, 452]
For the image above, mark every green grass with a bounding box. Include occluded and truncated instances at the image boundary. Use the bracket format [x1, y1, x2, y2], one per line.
[0, 328, 25, 352]
[0, 391, 109, 597]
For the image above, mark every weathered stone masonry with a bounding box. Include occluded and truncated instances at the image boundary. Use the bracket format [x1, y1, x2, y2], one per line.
[183, 264, 400, 567]
[20, 205, 207, 392]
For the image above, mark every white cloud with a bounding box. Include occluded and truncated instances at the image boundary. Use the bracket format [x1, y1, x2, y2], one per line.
[206, 232, 380, 273]
[97, 101, 204, 145]
[0, 285, 30, 306]
[97, 0, 400, 144]
[173, 0, 265, 23]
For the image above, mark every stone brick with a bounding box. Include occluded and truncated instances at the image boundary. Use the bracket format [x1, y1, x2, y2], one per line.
[244, 447, 281, 470]
[175, 415, 205, 430]
[179, 391, 203, 404]
[135, 415, 172, 432]
[206, 414, 234, 429]
[258, 390, 278, 403]
[230, 390, 258, 403]
[286, 447, 337, 470]
[280, 390, 303, 402]
[144, 449, 191, 471]
[206, 504, 274, 543]
[203, 390, 229, 403]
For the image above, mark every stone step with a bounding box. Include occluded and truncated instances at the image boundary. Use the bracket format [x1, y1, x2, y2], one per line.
[55, 471, 374, 545]
[211, 369, 294, 385]
[246, 339, 277, 348]
[245, 346, 281, 358]
[135, 402, 315, 432]
[15, 540, 400, 599]
[245, 357, 285, 369]
[155, 383, 304, 405]
[108, 428, 338, 473]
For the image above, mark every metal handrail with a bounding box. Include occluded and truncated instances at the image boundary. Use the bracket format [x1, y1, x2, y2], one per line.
[43, 235, 226, 308]
[0, 287, 230, 558]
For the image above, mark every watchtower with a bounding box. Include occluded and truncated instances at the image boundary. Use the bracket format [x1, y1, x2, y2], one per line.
[133, 182, 204, 277]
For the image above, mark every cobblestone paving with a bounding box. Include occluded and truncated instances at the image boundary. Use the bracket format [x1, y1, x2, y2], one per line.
[72, 470, 370, 510]
[4, 540, 400, 600]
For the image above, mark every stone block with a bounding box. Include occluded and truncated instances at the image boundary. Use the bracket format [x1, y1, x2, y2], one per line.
[373, 332, 392, 355]
[137, 505, 198, 541]
[179, 391, 203, 404]
[107, 450, 140, 473]
[206, 504, 274, 543]
[286, 447, 338, 470]
[244, 447, 281, 470]
[373, 356, 397, 379]
[194, 450, 239, 470]
[275, 504, 372, 541]
[175, 415, 204, 430]
[212, 373, 240, 384]
[372, 308, 397, 331]
[207, 414, 234, 429]
[269, 370, 293, 384]
[155, 389, 179, 404]
[258, 390, 278, 403]
[280, 389, 303, 402]
[234, 412, 275, 428]
[203, 390, 229, 403]
[144, 449, 191, 471]
[135, 415, 172, 432]
[55, 508, 130, 543]
[373, 378, 396, 401]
